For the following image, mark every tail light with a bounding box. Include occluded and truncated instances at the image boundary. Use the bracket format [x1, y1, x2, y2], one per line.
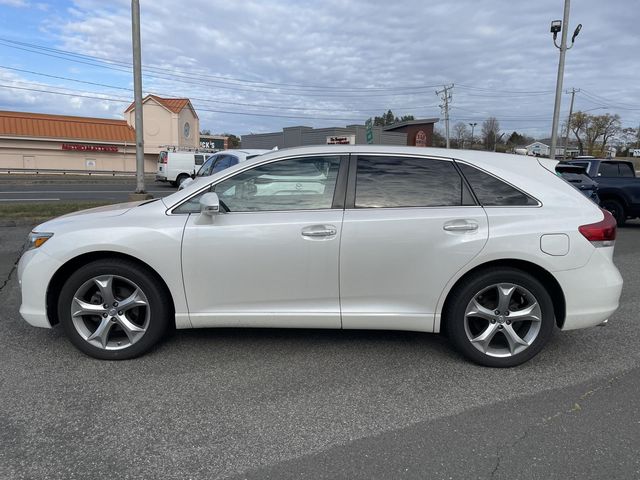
[579, 209, 616, 247]
[159, 152, 168, 164]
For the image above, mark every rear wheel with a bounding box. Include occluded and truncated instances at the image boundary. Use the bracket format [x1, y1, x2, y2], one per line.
[445, 268, 555, 367]
[600, 198, 626, 226]
[58, 259, 170, 360]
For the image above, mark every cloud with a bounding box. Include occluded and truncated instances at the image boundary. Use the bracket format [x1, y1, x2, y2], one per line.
[1, 0, 638, 137]
[0, 0, 29, 6]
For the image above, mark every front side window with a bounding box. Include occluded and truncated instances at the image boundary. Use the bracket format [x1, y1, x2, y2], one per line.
[211, 155, 238, 174]
[598, 162, 619, 177]
[174, 156, 341, 214]
[457, 163, 538, 206]
[197, 155, 218, 177]
[354, 156, 470, 208]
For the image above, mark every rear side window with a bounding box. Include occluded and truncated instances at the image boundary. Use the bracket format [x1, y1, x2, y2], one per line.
[597, 162, 618, 177]
[457, 163, 538, 206]
[618, 163, 635, 177]
[354, 156, 473, 208]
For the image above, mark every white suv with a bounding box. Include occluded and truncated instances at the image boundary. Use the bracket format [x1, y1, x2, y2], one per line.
[18, 146, 622, 367]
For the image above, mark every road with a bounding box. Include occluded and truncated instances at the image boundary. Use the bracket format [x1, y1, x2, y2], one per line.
[1, 223, 639, 479]
[0, 178, 175, 202]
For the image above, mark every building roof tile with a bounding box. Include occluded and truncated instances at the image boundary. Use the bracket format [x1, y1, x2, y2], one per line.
[0, 110, 135, 143]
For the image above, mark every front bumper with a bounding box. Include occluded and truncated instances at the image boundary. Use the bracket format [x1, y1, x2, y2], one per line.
[554, 247, 623, 330]
[17, 248, 62, 328]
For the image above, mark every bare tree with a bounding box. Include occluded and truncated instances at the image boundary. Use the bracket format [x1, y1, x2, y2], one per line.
[481, 117, 500, 151]
[596, 114, 621, 153]
[453, 122, 469, 149]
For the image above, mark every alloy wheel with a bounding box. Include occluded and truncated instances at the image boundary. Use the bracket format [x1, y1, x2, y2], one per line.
[70, 274, 150, 351]
[464, 283, 542, 358]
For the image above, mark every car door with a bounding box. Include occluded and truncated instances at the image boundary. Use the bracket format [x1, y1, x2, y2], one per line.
[339, 154, 488, 332]
[179, 154, 347, 329]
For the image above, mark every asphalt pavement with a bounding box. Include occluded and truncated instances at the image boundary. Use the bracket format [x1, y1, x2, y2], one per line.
[0, 176, 174, 202]
[1, 222, 639, 479]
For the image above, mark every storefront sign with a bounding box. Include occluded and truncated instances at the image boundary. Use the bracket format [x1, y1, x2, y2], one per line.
[62, 144, 119, 153]
[327, 135, 355, 145]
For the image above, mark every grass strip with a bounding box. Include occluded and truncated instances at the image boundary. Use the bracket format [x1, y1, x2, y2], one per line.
[0, 201, 113, 223]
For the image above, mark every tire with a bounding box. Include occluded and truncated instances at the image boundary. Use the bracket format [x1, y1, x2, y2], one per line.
[444, 268, 555, 368]
[176, 174, 189, 187]
[57, 259, 171, 360]
[600, 198, 626, 226]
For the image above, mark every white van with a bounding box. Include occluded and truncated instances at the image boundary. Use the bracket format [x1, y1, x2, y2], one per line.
[156, 151, 208, 187]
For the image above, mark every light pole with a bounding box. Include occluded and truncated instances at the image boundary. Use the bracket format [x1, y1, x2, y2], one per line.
[549, 0, 582, 160]
[469, 122, 477, 149]
[130, 0, 151, 200]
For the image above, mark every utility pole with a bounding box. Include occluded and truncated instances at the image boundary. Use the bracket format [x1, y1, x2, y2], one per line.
[562, 87, 579, 160]
[130, 0, 150, 199]
[436, 84, 454, 149]
[549, 0, 582, 160]
[469, 122, 477, 149]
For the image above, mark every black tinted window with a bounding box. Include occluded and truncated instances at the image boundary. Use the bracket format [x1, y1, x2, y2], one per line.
[618, 163, 635, 177]
[457, 163, 537, 206]
[355, 156, 470, 208]
[598, 162, 619, 177]
[194, 155, 205, 166]
[212, 155, 238, 174]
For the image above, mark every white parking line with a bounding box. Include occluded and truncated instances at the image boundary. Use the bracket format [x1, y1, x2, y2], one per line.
[0, 198, 61, 202]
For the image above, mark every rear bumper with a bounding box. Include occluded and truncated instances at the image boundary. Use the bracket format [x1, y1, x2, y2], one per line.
[555, 247, 623, 330]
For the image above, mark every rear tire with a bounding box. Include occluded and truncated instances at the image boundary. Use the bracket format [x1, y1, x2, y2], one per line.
[57, 259, 170, 360]
[600, 198, 626, 226]
[444, 268, 555, 367]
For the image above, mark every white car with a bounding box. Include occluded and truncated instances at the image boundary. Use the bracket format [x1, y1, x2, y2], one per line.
[17, 146, 623, 367]
[178, 149, 269, 191]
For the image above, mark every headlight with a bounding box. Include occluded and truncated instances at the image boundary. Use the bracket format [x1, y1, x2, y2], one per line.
[27, 232, 53, 251]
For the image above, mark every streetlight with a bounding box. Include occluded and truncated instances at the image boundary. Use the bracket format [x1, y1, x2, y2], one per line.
[549, 0, 582, 160]
[468, 122, 477, 149]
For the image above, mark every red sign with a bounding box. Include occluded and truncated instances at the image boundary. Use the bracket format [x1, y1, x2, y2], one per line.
[62, 144, 119, 153]
[415, 130, 427, 147]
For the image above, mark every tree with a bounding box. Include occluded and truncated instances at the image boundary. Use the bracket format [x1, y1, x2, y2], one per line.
[570, 112, 621, 155]
[452, 122, 468, 148]
[481, 117, 500, 151]
[432, 127, 446, 148]
[200, 129, 211, 135]
[372, 110, 415, 127]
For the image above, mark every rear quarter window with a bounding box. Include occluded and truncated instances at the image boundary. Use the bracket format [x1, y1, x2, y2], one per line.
[457, 163, 538, 206]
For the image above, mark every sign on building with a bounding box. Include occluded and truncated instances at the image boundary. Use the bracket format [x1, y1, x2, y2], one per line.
[326, 135, 355, 145]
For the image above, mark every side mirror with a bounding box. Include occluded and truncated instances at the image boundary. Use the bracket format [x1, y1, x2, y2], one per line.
[200, 192, 221, 216]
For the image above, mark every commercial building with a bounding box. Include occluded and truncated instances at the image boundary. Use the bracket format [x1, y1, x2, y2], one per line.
[240, 118, 439, 149]
[0, 94, 199, 173]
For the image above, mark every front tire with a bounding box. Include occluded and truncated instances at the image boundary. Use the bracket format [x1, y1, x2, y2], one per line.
[57, 259, 170, 360]
[444, 268, 555, 367]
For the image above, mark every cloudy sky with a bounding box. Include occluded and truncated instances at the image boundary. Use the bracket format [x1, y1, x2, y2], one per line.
[0, 0, 638, 139]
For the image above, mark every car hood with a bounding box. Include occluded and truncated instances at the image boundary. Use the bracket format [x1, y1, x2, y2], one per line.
[34, 200, 147, 231]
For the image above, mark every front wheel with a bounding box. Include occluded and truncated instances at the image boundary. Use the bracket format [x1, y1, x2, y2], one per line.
[445, 268, 555, 367]
[58, 259, 171, 360]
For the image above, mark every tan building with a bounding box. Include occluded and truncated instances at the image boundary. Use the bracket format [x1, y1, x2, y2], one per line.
[0, 95, 199, 173]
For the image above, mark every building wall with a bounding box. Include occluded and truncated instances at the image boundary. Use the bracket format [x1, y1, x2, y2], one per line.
[386, 124, 435, 146]
[0, 137, 156, 172]
[241, 125, 407, 149]
[178, 107, 200, 149]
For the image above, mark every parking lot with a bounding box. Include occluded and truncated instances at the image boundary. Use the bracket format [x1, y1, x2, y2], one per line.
[1, 221, 639, 479]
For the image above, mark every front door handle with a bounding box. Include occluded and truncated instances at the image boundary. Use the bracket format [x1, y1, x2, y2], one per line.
[443, 220, 479, 232]
[301, 225, 337, 237]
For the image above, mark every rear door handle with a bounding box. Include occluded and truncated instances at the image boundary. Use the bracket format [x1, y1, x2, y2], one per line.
[301, 224, 337, 238]
[443, 220, 479, 232]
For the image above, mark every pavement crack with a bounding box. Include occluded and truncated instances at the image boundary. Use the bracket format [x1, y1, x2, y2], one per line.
[0, 243, 26, 295]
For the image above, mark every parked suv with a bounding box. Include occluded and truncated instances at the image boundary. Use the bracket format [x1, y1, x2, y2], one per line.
[156, 151, 208, 187]
[18, 147, 622, 367]
[178, 149, 269, 190]
[567, 158, 640, 225]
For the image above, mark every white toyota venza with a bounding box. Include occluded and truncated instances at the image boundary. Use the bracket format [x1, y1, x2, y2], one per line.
[18, 146, 623, 367]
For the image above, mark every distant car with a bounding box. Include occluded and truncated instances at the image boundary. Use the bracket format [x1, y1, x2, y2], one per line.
[555, 163, 599, 203]
[567, 158, 640, 225]
[156, 151, 208, 187]
[178, 149, 269, 191]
